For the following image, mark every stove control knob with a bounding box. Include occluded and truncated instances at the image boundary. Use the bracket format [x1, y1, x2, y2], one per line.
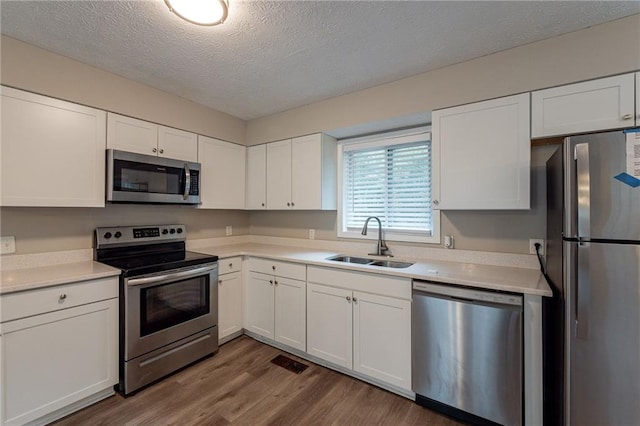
[177, 228, 183, 234]
[114, 231, 122, 239]
[162, 229, 169, 235]
[103, 232, 112, 239]
[170, 228, 176, 234]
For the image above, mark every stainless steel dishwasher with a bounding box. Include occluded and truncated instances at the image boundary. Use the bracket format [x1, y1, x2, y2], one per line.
[412, 281, 523, 426]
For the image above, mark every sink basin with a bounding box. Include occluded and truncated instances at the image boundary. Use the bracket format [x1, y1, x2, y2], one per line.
[326, 255, 373, 264]
[369, 260, 413, 269]
[326, 255, 414, 269]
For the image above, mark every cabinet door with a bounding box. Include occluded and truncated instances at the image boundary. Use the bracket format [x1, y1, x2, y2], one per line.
[198, 136, 246, 209]
[1, 87, 107, 207]
[107, 112, 158, 156]
[291, 134, 322, 209]
[246, 144, 267, 209]
[532, 73, 635, 138]
[432, 93, 530, 210]
[1, 299, 118, 425]
[218, 271, 243, 341]
[266, 139, 292, 209]
[245, 271, 275, 339]
[158, 125, 198, 162]
[306, 283, 353, 368]
[353, 292, 411, 390]
[274, 277, 306, 351]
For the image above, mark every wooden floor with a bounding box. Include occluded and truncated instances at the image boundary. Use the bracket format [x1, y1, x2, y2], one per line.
[54, 336, 462, 425]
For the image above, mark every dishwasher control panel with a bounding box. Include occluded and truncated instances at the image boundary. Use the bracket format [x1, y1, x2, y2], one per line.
[413, 281, 522, 306]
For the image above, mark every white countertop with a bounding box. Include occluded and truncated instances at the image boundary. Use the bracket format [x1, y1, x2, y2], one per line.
[0, 241, 551, 297]
[0, 261, 121, 295]
[195, 243, 552, 297]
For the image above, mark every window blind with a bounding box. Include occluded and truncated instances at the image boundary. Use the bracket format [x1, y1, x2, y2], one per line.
[343, 139, 432, 235]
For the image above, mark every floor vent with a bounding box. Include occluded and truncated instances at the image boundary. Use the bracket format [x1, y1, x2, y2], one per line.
[271, 354, 309, 374]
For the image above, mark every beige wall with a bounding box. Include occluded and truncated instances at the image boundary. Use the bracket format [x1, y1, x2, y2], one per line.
[0, 205, 250, 254]
[0, 36, 246, 144]
[246, 14, 640, 144]
[249, 145, 557, 254]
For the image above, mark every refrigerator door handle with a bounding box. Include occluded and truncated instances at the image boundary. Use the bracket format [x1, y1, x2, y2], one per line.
[576, 242, 590, 339]
[575, 143, 591, 240]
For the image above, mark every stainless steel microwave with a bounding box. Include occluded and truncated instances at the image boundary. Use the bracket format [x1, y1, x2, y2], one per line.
[106, 149, 201, 204]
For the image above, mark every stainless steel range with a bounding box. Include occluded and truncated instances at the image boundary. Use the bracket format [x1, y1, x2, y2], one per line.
[95, 224, 218, 395]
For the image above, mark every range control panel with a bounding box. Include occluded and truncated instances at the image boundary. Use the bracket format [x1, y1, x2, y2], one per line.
[96, 224, 185, 248]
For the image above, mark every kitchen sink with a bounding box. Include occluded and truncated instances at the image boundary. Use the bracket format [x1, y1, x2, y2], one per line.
[326, 255, 413, 269]
[368, 260, 413, 268]
[326, 255, 374, 264]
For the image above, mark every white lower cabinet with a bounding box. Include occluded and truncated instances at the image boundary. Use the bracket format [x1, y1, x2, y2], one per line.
[245, 259, 306, 351]
[307, 283, 353, 368]
[217, 257, 243, 342]
[306, 267, 412, 391]
[0, 278, 118, 425]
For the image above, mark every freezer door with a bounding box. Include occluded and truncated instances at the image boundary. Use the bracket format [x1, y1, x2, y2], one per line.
[565, 241, 640, 425]
[566, 131, 640, 241]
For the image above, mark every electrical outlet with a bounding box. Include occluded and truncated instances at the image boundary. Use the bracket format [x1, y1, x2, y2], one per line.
[444, 235, 454, 249]
[529, 239, 544, 255]
[225, 226, 232, 236]
[1, 236, 16, 254]
[308, 229, 315, 240]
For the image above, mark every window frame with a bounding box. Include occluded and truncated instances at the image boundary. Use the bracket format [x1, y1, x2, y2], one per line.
[337, 127, 440, 244]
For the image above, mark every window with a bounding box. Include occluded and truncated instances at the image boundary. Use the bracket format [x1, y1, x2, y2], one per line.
[337, 129, 440, 243]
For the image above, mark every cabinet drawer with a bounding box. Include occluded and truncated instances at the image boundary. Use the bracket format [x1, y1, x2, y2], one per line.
[248, 257, 306, 281]
[307, 266, 410, 300]
[1, 277, 119, 323]
[219, 257, 242, 275]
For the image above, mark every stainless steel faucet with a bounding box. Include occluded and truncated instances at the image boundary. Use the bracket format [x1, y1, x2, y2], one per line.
[361, 216, 392, 257]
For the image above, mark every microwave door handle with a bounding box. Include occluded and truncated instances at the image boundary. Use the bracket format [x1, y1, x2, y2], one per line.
[126, 264, 217, 287]
[183, 163, 191, 200]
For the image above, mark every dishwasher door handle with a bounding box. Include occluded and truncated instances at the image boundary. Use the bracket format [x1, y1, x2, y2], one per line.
[413, 281, 522, 307]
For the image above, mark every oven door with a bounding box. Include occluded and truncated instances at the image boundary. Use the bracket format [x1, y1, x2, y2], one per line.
[124, 263, 217, 360]
[107, 149, 200, 204]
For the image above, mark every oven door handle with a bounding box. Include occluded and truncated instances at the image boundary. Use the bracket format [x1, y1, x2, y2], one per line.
[126, 264, 217, 287]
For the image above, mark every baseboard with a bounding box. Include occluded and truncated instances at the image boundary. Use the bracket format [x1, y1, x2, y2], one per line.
[25, 387, 115, 426]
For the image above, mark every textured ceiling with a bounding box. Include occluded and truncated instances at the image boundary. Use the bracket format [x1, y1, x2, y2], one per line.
[1, 1, 639, 120]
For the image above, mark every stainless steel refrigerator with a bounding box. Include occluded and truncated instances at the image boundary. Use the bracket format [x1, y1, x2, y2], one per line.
[546, 130, 640, 425]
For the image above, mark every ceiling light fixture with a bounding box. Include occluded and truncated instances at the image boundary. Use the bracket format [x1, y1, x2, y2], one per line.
[165, 0, 228, 26]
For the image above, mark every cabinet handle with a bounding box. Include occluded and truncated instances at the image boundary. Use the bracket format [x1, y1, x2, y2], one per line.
[346, 296, 351, 302]
[269, 280, 273, 285]
[291, 202, 295, 207]
[353, 296, 358, 304]
[152, 147, 157, 153]
[261, 203, 265, 207]
[433, 200, 439, 206]
[218, 279, 222, 285]
[159, 148, 164, 154]
[274, 280, 278, 285]
[622, 113, 633, 120]
[287, 202, 291, 207]
[59, 294, 67, 301]
[229, 263, 233, 268]
[272, 265, 276, 271]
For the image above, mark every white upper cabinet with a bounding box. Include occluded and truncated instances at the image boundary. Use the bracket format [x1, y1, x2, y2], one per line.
[264, 133, 337, 210]
[158, 125, 198, 162]
[266, 139, 293, 209]
[246, 144, 267, 209]
[107, 113, 197, 162]
[531, 73, 636, 138]
[432, 93, 531, 210]
[1, 86, 107, 207]
[198, 136, 246, 209]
